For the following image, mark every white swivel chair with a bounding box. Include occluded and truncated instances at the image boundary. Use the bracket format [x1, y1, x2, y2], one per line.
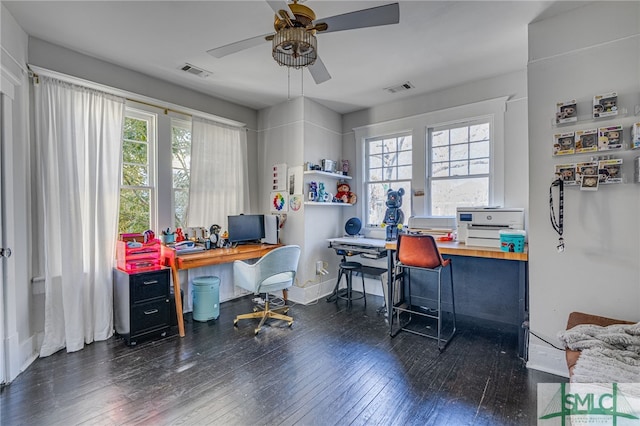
[233, 245, 301, 335]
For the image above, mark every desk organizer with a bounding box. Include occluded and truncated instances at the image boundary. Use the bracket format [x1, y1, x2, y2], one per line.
[499, 230, 526, 253]
[116, 239, 162, 272]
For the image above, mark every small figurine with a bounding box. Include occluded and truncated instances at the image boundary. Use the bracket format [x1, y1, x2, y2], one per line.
[219, 230, 229, 248]
[382, 187, 405, 241]
[309, 181, 318, 201]
[342, 160, 350, 176]
[317, 182, 328, 202]
[175, 228, 185, 242]
[208, 224, 220, 249]
[336, 181, 357, 204]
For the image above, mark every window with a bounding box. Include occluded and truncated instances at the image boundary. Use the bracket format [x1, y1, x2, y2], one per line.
[118, 109, 156, 234]
[171, 119, 191, 230]
[428, 119, 491, 217]
[364, 134, 412, 227]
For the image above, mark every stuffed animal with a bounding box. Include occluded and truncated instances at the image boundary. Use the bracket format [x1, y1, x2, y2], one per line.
[382, 187, 405, 241]
[336, 182, 357, 204]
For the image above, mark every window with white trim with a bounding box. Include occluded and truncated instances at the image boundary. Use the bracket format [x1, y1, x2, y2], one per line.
[364, 134, 412, 227]
[118, 109, 157, 234]
[428, 119, 491, 217]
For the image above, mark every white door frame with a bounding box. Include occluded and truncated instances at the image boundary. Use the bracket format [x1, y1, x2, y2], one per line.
[1, 69, 21, 383]
[0, 90, 5, 385]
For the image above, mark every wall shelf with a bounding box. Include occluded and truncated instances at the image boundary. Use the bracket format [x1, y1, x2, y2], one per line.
[304, 170, 351, 180]
[304, 201, 354, 206]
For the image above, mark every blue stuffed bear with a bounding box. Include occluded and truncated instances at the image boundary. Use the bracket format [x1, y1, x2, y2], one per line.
[383, 187, 405, 241]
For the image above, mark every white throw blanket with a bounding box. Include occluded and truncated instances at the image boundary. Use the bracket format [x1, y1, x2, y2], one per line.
[557, 322, 640, 383]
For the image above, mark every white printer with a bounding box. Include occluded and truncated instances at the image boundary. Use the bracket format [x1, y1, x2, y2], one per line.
[456, 207, 525, 248]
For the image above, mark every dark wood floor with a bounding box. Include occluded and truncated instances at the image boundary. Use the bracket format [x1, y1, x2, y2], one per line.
[1, 294, 566, 426]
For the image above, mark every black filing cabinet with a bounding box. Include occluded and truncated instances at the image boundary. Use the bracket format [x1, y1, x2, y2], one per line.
[113, 267, 171, 345]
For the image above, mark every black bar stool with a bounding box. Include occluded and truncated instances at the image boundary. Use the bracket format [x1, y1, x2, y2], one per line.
[335, 261, 366, 307]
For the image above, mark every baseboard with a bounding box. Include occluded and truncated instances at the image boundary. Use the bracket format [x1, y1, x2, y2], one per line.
[289, 279, 334, 305]
[3, 332, 39, 383]
[526, 342, 569, 378]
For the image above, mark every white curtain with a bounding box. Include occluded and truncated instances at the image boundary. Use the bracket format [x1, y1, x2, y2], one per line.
[186, 117, 249, 228]
[34, 76, 125, 357]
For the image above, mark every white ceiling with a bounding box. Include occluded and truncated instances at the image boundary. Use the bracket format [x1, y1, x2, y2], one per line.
[4, 1, 589, 114]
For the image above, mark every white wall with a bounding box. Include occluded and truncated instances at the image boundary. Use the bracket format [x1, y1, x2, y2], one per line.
[526, 1, 640, 376]
[258, 97, 343, 303]
[1, 3, 38, 382]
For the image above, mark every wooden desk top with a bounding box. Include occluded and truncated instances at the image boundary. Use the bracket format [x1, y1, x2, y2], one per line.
[385, 240, 528, 262]
[162, 243, 283, 270]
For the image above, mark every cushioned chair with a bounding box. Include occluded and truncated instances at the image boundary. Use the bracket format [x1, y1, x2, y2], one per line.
[233, 245, 301, 335]
[391, 234, 456, 351]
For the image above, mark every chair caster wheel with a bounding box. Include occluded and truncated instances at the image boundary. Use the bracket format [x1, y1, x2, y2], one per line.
[253, 307, 259, 312]
[233, 319, 238, 327]
[288, 321, 293, 327]
[254, 328, 260, 335]
[283, 308, 289, 314]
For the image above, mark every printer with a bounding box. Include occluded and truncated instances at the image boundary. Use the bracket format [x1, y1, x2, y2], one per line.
[456, 207, 525, 248]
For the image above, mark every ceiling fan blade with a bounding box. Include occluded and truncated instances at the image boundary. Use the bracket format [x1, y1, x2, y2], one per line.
[266, 0, 296, 21]
[207, 33, 273, 58]
[308, 57, 331, 84]
[313, 2, 399, 34]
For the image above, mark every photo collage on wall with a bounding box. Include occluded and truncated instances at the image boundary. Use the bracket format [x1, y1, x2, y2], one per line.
[270, 163, 304, 213]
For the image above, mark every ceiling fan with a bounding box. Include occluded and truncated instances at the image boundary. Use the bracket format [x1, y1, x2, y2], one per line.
[207, 0, 400, 84]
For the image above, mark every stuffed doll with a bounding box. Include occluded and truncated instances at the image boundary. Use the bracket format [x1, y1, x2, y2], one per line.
[382, 188, 405, 241]
[336, 182, 357, 204]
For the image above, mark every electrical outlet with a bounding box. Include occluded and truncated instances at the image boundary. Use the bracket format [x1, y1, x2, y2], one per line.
[316, 260, 329, 275]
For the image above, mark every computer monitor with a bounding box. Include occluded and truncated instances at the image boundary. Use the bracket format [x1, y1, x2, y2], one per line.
[227, 214, 265, 244]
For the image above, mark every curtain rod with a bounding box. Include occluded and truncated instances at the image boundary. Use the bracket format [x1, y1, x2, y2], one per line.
[28, 64, 247, 129]
[126, 97, 190, 118]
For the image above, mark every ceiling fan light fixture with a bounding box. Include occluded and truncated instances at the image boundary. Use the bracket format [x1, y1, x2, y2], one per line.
[272, 27, 317, 69]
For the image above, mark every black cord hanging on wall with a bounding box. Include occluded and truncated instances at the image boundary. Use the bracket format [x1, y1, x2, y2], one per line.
[549, 178, 565, 252]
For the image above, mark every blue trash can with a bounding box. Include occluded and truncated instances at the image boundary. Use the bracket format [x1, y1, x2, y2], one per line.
[192, 276, 220, 322]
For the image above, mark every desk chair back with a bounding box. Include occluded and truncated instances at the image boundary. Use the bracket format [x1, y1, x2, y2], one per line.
[233, 245, 301, 295]
[397, 234, 449, 269]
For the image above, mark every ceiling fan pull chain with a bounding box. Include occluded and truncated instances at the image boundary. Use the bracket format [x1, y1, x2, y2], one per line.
[287, 66, 291, 101]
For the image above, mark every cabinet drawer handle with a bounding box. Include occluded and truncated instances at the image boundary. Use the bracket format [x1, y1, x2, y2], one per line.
[143, 280, 158, 285]
[144, 309, 159, 315]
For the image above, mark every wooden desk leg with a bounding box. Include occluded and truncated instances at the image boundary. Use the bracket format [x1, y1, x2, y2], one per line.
[282, 289, 288, 303]
[169, 260, 185, 337]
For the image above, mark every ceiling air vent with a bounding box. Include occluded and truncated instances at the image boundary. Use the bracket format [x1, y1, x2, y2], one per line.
[180, 63, 212, 78]
[384, 81, 415, 94]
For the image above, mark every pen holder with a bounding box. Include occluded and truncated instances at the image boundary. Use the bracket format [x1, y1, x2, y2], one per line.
[162, 233, 175, 244]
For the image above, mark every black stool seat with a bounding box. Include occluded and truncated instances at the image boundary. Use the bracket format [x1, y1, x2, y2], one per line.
[340, 261, 362, 271]
[334, 261, 366, 307]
